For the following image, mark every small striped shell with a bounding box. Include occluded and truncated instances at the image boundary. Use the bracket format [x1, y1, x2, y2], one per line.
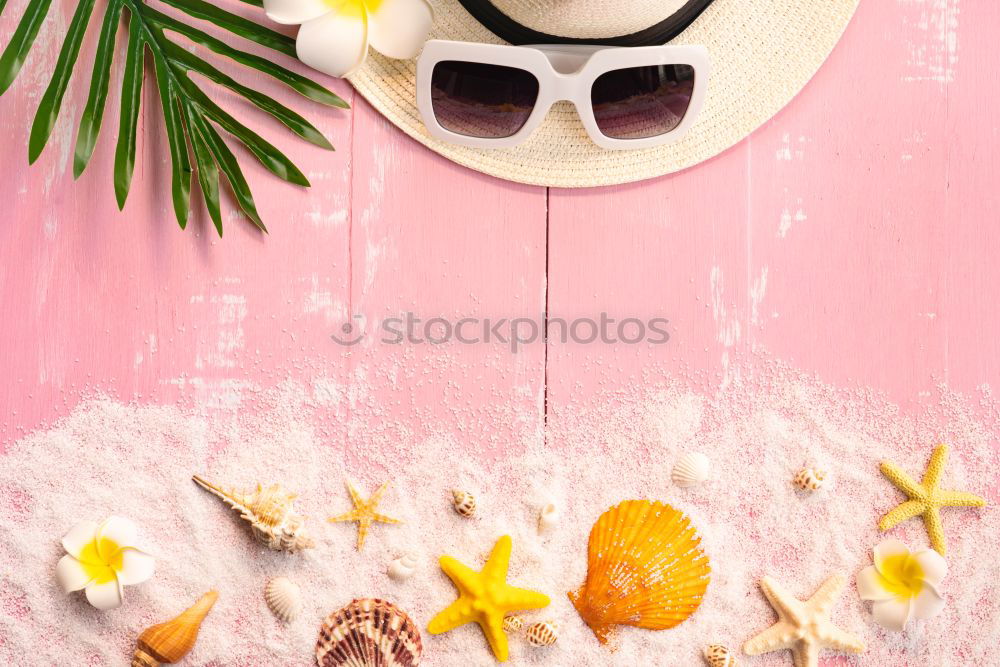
[672, 452, 711, 488]
[451, 490, 476, 518]
[793, 468, 826, 491]
[568, 500, 710, 644]
[265, 577, 302, 622]
[525, 621, 558, 647]
[704, 644, 737, 666]
[316, 598, 422, 666]
[501, 615, 524, 634]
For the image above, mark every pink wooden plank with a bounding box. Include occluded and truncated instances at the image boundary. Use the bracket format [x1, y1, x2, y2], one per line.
[545, 0, 1000, 410]
[344, 99, 548, 464]
[0, 0, 358, 444]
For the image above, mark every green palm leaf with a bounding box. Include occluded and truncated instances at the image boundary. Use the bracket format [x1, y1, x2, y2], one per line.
[0, 0, 347, 235]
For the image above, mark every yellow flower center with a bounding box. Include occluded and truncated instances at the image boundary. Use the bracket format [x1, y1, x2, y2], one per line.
[325, 0, 384, 17]
[77, 537, 124, 584]
[879, 553, 925, 597]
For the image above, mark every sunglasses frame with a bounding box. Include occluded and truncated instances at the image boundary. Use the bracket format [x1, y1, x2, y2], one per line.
[417, 40, 710, 150]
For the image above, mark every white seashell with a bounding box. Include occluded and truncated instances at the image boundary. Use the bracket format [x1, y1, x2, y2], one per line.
[704, 644, 737, 666]
[193, 476, 315, 553]
[265, 577, 302, 623]
[793, 468, 826, 491]
[538, 503, 560, 533]
[388, 553, 419, 582]
[502, 615, 524, 634]
[672, 452, 711, 488]
[525, 621, 559, 647]
[452, 490, 477, 518]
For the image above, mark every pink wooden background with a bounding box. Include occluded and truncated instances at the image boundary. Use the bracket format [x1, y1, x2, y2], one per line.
[1, 0, 998, 464]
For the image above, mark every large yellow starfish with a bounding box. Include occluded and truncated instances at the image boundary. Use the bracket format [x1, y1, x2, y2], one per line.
[879, 444, 986, 555]
[744, 573, 865, 667]
[428, 535, 550, 662]
[327, 480, 400, 550]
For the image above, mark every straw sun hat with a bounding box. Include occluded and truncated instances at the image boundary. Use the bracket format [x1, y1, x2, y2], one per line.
[346, 0, 860, 187]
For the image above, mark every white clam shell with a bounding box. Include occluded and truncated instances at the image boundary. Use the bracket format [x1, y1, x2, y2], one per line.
[672, 452, 711, 488]
[538, 503, 560, 533]
[388, 552, 419, 581]
[265, 577, 302, 622]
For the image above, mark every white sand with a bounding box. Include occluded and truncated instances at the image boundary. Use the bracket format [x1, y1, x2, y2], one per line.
[0, 363, 997, 666]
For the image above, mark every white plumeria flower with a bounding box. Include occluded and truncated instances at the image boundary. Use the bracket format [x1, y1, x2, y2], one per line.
[54, 516, 155, 610]
[265, 0, 433, 78]
[856, 538, 947, 632]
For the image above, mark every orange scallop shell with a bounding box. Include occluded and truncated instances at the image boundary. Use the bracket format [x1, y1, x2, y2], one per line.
[568, 500, 710, 644]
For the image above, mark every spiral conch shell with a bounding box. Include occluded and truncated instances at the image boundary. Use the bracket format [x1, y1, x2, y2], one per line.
[568, 500, 711, 644]
[132, 591, 217, 667]
[388, 553, 419, 581]
[451, 490, 477, 518]
[315, 598, 422, 666]
[704, 644, 737, 666]
[193, 475, 315, 553]
[525, 621, 559, 647]
[538, 503, 560, 533]
[265, 577, 303, 622]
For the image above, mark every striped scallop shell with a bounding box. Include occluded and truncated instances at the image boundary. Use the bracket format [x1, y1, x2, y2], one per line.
[568, 500, 711, 644]
[315, 598, 422, 667]
[525, 621, 559, 647]
[265, 577, 302, 622]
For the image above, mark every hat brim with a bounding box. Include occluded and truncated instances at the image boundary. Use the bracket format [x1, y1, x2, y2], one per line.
[348, 0, 860, 188]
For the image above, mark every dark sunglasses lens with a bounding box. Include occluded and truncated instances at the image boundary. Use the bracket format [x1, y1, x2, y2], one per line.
[591, 64, 695, 140]
[431, 61, 540, 139]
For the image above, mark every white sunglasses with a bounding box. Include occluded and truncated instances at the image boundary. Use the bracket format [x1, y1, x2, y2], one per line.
[417, 40, 710, 150]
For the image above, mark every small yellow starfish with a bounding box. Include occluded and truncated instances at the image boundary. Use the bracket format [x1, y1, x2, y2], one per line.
[744, 573, 865, 667]
[428, 535, 549, 662]
[879, 443, 986, 555]
[327, 480, 400, 550]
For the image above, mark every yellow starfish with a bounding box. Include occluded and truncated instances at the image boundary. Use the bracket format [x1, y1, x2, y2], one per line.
[879, 444, 986, 555]
[428, 535, 550, 662]
[327, 480, 400, 550]
[744, 573, 865, 667]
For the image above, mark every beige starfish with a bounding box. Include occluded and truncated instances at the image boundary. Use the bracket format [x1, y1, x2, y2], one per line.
[744, 573, 864, 667]
[879, 443, 986, 555]
[327, 480, 401, 550]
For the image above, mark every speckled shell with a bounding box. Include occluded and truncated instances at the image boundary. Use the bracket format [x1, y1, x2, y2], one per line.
[525, 621, 559, 647]
[132, 591, 217, 667]
[568, 500, 711, 644]
[793, 468, 826, 491]
[316, 598, 422, 667]
[265, 577, 302, 622]
[451, 490, 476, 518]
[193, 476, 315, 553]
[704, 644, 737, 666]
[672, 452, 711, 488]
[502, 615, 524, 634]
[388, 553, 419, 582]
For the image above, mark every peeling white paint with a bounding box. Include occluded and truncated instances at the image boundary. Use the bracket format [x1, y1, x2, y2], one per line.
[751, 267, 769, 327]
[902, 0, 959, 84]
